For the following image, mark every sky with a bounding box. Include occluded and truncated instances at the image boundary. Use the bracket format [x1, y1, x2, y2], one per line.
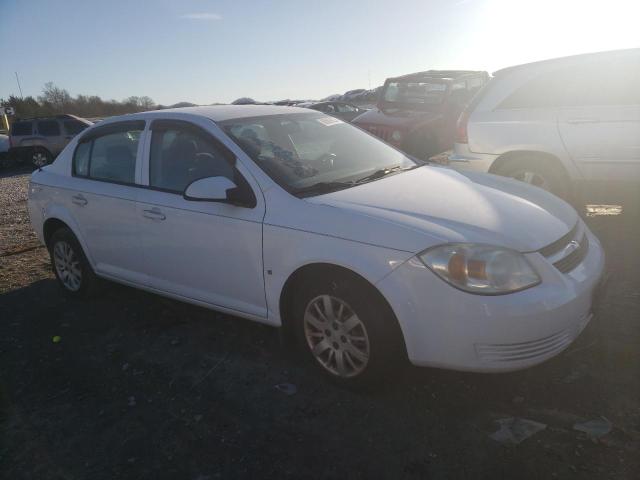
[0, 0, 638, 105]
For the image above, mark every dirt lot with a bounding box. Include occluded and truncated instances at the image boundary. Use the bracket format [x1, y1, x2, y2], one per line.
[1, 169, 639, 479]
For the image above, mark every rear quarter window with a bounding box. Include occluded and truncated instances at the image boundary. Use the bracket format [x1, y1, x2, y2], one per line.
[11, 121, 33, 136]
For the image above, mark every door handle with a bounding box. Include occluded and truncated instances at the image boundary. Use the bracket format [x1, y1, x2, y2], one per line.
[566, 118, 600, 124]
[143, 208, 166, 221]
[72, 194, 88, 206]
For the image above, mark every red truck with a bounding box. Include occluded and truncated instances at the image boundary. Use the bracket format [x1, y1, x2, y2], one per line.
[353, 70, 488, 160]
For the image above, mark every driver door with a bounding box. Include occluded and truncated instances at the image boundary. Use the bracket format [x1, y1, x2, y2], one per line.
[136, 119, 267, 318]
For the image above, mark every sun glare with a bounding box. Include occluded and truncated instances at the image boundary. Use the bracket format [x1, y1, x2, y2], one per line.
[474, 0, 639, 70]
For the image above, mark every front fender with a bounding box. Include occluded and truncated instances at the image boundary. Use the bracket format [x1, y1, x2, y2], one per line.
[262, 224, 413, 326]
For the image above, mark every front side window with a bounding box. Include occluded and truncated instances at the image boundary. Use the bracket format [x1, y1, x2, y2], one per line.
[37, 120, 61, 136]
[73, 142, 91, 176]
[149, 125, 234, 193]
[222, 112, 416, 195]
[382, 80, 447, 107]
[73, 122, 143, 183]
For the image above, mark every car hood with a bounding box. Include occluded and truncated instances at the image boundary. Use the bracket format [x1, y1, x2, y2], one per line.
[353, 108, 442, 129]
[306, 166, 577, 253]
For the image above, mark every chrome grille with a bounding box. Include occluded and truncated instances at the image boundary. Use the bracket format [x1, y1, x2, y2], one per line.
[476, 329, 573, 363]
[538, 222, 589, 274]
[539, 222, 579, 257]
[367, 125, 390, 142]
[553, 234, 589, 273]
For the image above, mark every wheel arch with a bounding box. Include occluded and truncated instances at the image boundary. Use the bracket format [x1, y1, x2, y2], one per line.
[41, 211, 95, 268]
[278, 262, 408, 358]
[489, 150, 571, 178]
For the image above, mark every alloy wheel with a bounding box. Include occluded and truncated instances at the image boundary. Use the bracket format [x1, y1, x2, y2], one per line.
[303, 294, 370, 378]
[53, 241, 82, 291]
[32, 151, 49, 168]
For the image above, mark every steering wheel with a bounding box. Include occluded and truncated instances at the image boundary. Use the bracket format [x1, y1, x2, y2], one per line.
[311, 152, 337, 170]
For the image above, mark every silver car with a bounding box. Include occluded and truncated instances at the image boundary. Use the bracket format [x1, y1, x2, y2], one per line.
[9, 114, 92, 167]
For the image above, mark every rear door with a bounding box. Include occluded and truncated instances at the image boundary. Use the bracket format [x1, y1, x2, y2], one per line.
[69, 120, 148, 283]
[36, 120, 66, 155]
[557, 56, 640, 182]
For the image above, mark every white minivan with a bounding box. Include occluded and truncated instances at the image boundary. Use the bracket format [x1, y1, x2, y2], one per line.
[449, 48, 640, 199]
[28, 105, 604, 387]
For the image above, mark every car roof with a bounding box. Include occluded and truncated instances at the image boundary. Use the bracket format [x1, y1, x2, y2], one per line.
[125, 104, 312, 122]
[493, 47, 640, 76]
[13, 114, 90, 123]
[387, 70, 487, 82]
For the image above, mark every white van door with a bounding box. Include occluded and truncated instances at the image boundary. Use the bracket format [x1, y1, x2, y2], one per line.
[557, 56, 640, 182]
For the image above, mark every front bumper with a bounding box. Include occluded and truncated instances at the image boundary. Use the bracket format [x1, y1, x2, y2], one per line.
[448, 143, 498, 173]
[376, 227, 605, 372]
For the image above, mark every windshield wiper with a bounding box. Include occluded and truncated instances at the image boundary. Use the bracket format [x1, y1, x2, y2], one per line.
[294, 181, 355, 197]
[354, 165, 419, 184]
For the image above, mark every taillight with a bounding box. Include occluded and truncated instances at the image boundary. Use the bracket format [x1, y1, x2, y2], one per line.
[455, 111, 469, 144]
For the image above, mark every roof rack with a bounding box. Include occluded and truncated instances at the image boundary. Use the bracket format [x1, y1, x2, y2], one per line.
[14, 113, 80, 122]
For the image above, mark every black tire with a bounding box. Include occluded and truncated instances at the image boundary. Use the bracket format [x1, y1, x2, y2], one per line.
[494, 156, 571, 201]
[31, 147, 53, 169]
[48, 228, 99, 298]
[405, 132, 437, 161]
[291, 272, 404, 389]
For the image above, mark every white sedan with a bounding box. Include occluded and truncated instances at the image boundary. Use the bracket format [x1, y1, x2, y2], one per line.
[28, 105, 605, 387]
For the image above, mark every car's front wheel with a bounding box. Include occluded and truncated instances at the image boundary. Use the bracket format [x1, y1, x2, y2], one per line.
[49, 228, 98, 297]
[292, 273, 404, 388]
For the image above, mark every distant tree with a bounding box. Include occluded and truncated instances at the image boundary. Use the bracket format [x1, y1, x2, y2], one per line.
[1, 83, 157, 119]
[39, 82, 72, 113]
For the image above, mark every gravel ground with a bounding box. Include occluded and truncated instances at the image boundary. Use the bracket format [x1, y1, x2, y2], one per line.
[1, 169, 639, 479]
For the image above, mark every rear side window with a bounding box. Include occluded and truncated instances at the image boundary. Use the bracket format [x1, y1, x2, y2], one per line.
[73, 142, 91, 176]
[37, 120, 61, 136]
[562, 60, 640, 107]
[73, 121, 144, 184]
[64, 120, 88, 136]
[11, 121, 32, 136]
[498, 72, 565, 109]
[499, 57, 640, 109]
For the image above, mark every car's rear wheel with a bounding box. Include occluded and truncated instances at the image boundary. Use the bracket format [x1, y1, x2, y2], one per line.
[48, 228, 98, 297]
[291, 273, 404, 388]
[494, 156, 571, 200]
[31, 147, 53, 168]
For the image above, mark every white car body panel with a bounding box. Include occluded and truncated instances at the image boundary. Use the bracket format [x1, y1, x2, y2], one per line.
[28, 105, 605, 372]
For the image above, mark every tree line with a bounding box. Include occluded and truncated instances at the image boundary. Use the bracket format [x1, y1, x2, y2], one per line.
[1, 82, 157, 119]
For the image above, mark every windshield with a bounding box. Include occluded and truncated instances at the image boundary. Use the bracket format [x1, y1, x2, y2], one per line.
[381, 80, 448, 107]
[220, 112, 416, 195]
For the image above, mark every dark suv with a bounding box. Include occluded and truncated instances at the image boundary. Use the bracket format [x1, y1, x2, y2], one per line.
[9, 114, 92, 167]
[353, 70, 488, 160]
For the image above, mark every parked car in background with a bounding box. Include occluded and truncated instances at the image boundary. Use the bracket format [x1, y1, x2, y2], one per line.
[449, 48, 640, 199]
[9, 114, 92, 167]
[29, 105, 604, 387]
[296, 101, 367, 122]
[342, 89, 367, 102]
[0, 130, 9, 169]
[0, 107, 12, 168]
[353, 70, 488, 160]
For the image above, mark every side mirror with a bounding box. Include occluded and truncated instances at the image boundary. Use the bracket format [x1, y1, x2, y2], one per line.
[184, 176, 237, 202]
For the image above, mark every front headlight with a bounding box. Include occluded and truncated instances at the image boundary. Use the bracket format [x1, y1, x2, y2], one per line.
[391, 130, 402, 142]
[419, 244, 541, 295]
